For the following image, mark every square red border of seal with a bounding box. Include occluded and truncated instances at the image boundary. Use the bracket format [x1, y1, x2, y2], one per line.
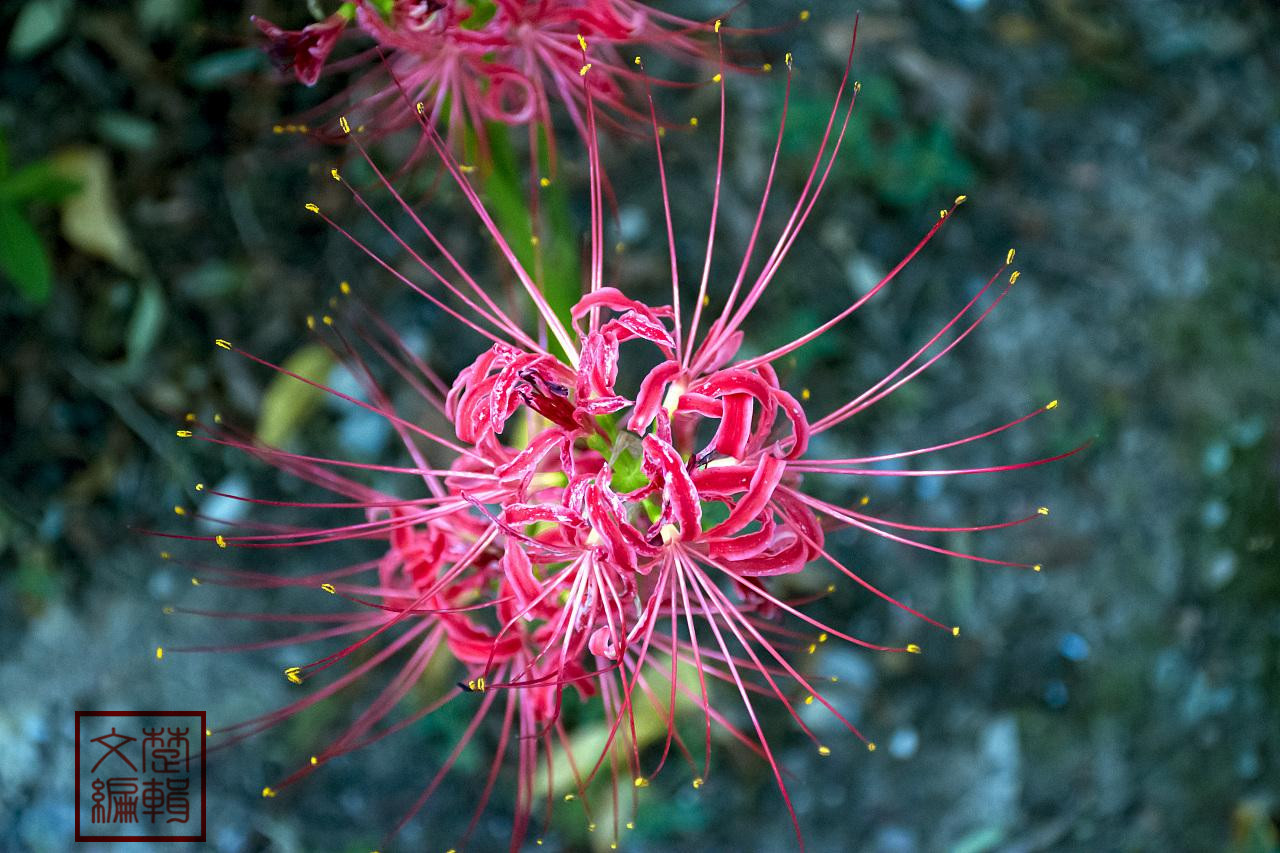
[74, 710, 207, 842]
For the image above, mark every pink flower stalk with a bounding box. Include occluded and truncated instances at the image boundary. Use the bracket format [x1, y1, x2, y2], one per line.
[161, 20, 1083, 851]
[255, 0, 715, 167]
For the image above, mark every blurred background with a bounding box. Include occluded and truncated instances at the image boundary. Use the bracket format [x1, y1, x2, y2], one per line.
[1, 1, 1278, 851]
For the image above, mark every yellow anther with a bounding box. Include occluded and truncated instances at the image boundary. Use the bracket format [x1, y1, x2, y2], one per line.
[272, 125, 284, 134]
[195, 483, 204, 491]
[214, 338, 232, 350]
[762, 62, 773, 72]
[689, 116, 699, 127]
[580, 63, 592, 76]
[807, 643, 817, 654]
[458, 164, 476, 173]
[160, 551, 171, 559]
[305, 203, 319, 214]
[626, 821, 635, 830]
[155, 646, 164, 660]
[587, 823, 597, 832]
[176, 429, 193, 438]
[1037, 506, 1050, 516]
[830, 676, 839, 682]
[213, 413, 222, 424]
[215, 535, 227, 549]
[1046, 399, 1059, 410]
[262, 786, 276, 798]
[537, 841, 544, 847]
[306, 315, 316, 330]
[564, 793, 575, 802]
[1007, 248, 1016, 264]
[339, 281, 351, 295]
[466, 676, 487, 692]
[634, 55, 641, 66]
[205, 729, 211, 736]
[702, 294, 710, 307]
[955, 194, 968, 205]
[800, 9, 811, 21]
[322, 315, 333, 326]
[321, 583, 336, 594]
[818, 745, 831, 756]
[634, 776, 649, 788]
[715, 19, 722, 33]
[284, 667, 303, 685]
[184, 412, 196, 422]
[174, 505, 186, 516]
[310, 755, 318, 765]
[867, 741, 877, 752]
[784, 52, 793, 68]
[577, 33, 587, 52]
[1033, 564, 1043, 572]
[330, 168, 341, 182]
[416, 101, 425, 114]
[860, 495, 870, 506]
[692, 777, 704, 789]
[1010, 270, 1021, 284]
[818, 632, 829, 643]
[801, 388, 811, 401]
[657, 127, 666, 138]
[853, 80, 862, 93]
[906, 643, 922, 654]
[540, 177, 551, 187]
[162, 606, 174, 615]
[804, 695, 814, 705]
[826, 584, 836, 593]
[952, 626, 961, 637]
[338, 116, 350, 134]
[299, 124, 309, 132]
[190, 577, 200, 586]
[940, 209, 949, 219]
[713, 73, 722, 83]
[530, 235, 540, 246]
[610, 844, 617, 850]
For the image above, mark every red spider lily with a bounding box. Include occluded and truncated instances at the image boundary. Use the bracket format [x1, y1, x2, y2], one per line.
[253, 10, 348, 87]
[255, 0, 715, 169]
[159, 18, 1083, 852]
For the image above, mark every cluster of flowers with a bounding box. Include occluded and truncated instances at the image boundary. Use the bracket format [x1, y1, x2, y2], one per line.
[160, 7, 1077, 851]
[254, 0, 711, 157]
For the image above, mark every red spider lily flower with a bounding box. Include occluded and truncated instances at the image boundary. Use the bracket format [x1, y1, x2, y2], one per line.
[256, 0, 716, 168]
[159, 19, 1084, 852]
[252, 10, 350, 87]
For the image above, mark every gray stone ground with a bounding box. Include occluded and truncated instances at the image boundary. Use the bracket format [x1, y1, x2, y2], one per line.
[1, 1, 1277, 851]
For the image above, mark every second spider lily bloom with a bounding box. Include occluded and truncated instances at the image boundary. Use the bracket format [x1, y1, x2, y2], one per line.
[162, 17, 1083, 852]
[255, 0, 716, 171]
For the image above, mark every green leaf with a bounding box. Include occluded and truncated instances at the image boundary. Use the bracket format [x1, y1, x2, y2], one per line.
[95, 112, 160, 153]
[125, 281, 167, 365]
[186, 48, 267, 90]
[255, 345, 336, 447]
[0, 202, 52, 303]
[0, 161, 81, 203]
[7, 0, 72, 60]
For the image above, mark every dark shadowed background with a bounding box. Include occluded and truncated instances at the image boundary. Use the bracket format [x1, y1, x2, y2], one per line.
[1, 1, 1278, 851]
